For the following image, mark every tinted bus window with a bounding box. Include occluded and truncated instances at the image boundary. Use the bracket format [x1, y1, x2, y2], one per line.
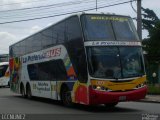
[81, 15, 115, 41]
[66, 16, 88, 82]
[87, 47, 121, 79]
[112, 18, 139, 41]
[33, 33, 42, 51]
[53, 21, 65, 44]
[66, 16, 82, 41]
[41, 28, 53, 48]
[120, 47, 144, 78]
[27, 60, 67, 81]
[81, 15, 139, 41]
[0, 65, 8, 77]
[87, 46, 145, 79]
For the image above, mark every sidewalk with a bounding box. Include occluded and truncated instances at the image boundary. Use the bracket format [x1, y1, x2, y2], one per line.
[139, 95, 160, 103]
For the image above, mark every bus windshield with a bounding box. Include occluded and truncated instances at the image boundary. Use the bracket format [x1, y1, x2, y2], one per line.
[81, 15, 139, 41]
[87, 47, 144, 79]
[0, 54, 9, 62]
[0, 65, 8, 77]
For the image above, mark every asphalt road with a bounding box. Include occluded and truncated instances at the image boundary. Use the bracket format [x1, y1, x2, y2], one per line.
[0, 87, 159, 120]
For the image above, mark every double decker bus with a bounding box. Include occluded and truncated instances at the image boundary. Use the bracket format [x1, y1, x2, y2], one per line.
[9, 13, 147, 107]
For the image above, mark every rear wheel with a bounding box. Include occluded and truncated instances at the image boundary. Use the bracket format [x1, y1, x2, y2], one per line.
[26, 85, 32, 99]
[61, 86, 72, 107]
[7, 81, 10, 87]
[21, 85, 25, 97]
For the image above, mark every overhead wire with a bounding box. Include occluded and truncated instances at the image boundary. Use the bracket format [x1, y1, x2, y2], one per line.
[0, 0, 98, 19]
[0, 0, 47, 7]
[0, 0, 134, 24]
[0, 0, 123, 18]
[0, 0, 137, 54]
[0, 0, 84, 13]
[0, 0, 93, 18]
[130, 0, 137, 13]
[0, 0, 111, 7]
[0, 0, 128, 19]
[0, 0, 116, 13]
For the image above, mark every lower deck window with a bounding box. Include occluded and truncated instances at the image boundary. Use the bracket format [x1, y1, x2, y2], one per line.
[27, 59, 67, 81]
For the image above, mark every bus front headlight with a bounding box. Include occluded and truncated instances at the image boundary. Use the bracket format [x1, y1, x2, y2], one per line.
[92, 85, 108, 91]
[135, 83, 146, 89]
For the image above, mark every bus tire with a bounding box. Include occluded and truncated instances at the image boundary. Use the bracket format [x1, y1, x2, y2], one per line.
[26, 84, 32, 99]
[104, 102, 118, 109]
[20, 84, 26, 98]
[8, 82, 10, 87]
[61, 85, 72, 107]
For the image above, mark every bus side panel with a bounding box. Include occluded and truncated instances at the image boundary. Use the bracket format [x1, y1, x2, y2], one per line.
[9, 57, 21, 93]
[72, 81, 89, 105]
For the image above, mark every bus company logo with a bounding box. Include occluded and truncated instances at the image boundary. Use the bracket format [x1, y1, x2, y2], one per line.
[92, 41, 127, 46]
[90, 41, 141, 46]
[45, 47, 61, 58]
[23, 47, 61, 63]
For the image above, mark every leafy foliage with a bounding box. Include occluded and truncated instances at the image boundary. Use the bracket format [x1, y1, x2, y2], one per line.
[142, 8, 160, 62]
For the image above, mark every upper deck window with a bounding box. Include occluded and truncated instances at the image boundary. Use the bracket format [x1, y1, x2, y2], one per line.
[81, 14, 139, 41]
[81, 15, 115, 41]
[112, 17, 139, 41]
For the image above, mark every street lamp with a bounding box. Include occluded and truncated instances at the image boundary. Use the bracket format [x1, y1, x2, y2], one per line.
[152, 72, 157, 85]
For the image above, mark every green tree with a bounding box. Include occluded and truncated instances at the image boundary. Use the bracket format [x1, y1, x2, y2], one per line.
[142, 8, 160, 63]
[142, 8, 159, 31]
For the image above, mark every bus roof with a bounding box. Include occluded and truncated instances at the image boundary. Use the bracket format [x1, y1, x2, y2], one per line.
[9, 13, 130, 48]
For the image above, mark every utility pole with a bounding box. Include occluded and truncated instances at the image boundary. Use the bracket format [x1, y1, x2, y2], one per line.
[137, 0, 142, 40]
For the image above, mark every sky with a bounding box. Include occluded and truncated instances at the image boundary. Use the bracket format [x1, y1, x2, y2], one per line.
[0, 0, 160, 54]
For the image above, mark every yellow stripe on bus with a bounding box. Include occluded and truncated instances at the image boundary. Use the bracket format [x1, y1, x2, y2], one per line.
[91, 76, 146, 91]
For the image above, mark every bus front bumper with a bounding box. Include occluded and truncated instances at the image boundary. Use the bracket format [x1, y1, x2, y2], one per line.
[89, 86, 147, 105]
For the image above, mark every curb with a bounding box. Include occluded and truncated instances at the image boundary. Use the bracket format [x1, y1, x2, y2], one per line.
[137, 99, 160, 103]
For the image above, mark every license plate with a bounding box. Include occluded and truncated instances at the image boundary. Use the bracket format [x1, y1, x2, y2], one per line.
[119, 96, 126, 101]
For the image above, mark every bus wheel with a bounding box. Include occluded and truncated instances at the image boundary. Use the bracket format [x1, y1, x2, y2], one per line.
[8, 82, 10, 87]
[104, 102, 118, 109]
[21, 85, 25, 97]
[26, 85, 32, 99]
[61, 86, 72, 107]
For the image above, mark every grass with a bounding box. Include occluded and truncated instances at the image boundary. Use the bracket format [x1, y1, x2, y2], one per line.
[147, 84, 160, 95]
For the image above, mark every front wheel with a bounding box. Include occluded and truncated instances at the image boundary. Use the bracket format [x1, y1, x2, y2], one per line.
[61, 86, 73, 107]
